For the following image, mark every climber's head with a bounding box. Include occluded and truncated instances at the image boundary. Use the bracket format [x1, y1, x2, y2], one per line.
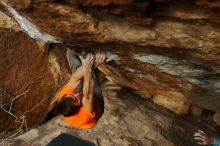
[56, 94, 81, 117]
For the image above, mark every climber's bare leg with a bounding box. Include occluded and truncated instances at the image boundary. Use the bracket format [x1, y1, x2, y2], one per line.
[66, 48, 83, 91]
[66, 48, 81, 73]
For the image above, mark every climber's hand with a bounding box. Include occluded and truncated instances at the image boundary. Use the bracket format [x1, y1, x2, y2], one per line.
[95, 50, 106, 67]
[194, 130, 213, 145]
[81, 53, 95, 71]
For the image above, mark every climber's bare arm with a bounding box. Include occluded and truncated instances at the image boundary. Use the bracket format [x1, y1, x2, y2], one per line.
[81, 53, 95, 113]
[66, 66, 84, 89]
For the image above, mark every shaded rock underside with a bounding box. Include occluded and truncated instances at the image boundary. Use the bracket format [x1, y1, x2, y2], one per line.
[0, 0, 220, 144]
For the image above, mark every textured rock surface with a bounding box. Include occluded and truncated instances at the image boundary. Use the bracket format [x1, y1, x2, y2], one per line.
[0, 11, 20, 31]
[0, 12, 70, 134]
[0, 0, 220, 142]
[190, 105, 203, 117]
[213, 112, 220, 126]
[0, 0, 219, 114]
[0, 21, 58, 132]
[2, 82, 220, 146]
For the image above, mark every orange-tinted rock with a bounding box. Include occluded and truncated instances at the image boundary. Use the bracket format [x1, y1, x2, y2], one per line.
[153, 91, 190, 114]
[0, 11, 20, 31]
[0, 28, 57, 132]
[0, 0, 220, 128]
[213, 112, 220, 126]
[190, 105, 203, 117]
[97, 44, 220, 113]
[196, 0, 220, 9]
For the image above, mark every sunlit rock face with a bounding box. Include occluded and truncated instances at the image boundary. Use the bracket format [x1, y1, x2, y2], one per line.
[0, 0, 220, 134]
[0, 13, 60, 132]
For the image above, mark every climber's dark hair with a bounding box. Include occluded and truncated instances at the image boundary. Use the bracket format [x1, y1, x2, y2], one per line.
[56, 95, 80, 117]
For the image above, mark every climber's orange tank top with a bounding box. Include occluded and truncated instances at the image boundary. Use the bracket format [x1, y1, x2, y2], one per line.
[57, 86, 103, 129]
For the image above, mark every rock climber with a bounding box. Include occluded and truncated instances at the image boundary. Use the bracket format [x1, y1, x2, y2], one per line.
[194, 130, 220, 146]
[56, 48, 106, 129]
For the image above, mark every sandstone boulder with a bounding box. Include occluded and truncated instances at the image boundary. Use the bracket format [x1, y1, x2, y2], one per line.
[2, 82, 219, 146]
[0, 22, 58, 132]
[0, 0, 220, 138]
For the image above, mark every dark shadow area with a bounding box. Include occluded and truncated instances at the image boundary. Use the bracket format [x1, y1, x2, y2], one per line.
[146, 0, 220, 29]
[44, 103, 59, 123]
[202, 109, 215, 118]
[47, 133, 95, 146]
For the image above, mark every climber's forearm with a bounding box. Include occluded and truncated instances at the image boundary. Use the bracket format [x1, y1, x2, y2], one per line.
[83, 68, 94, 101]
[66, 66, 84, 89]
